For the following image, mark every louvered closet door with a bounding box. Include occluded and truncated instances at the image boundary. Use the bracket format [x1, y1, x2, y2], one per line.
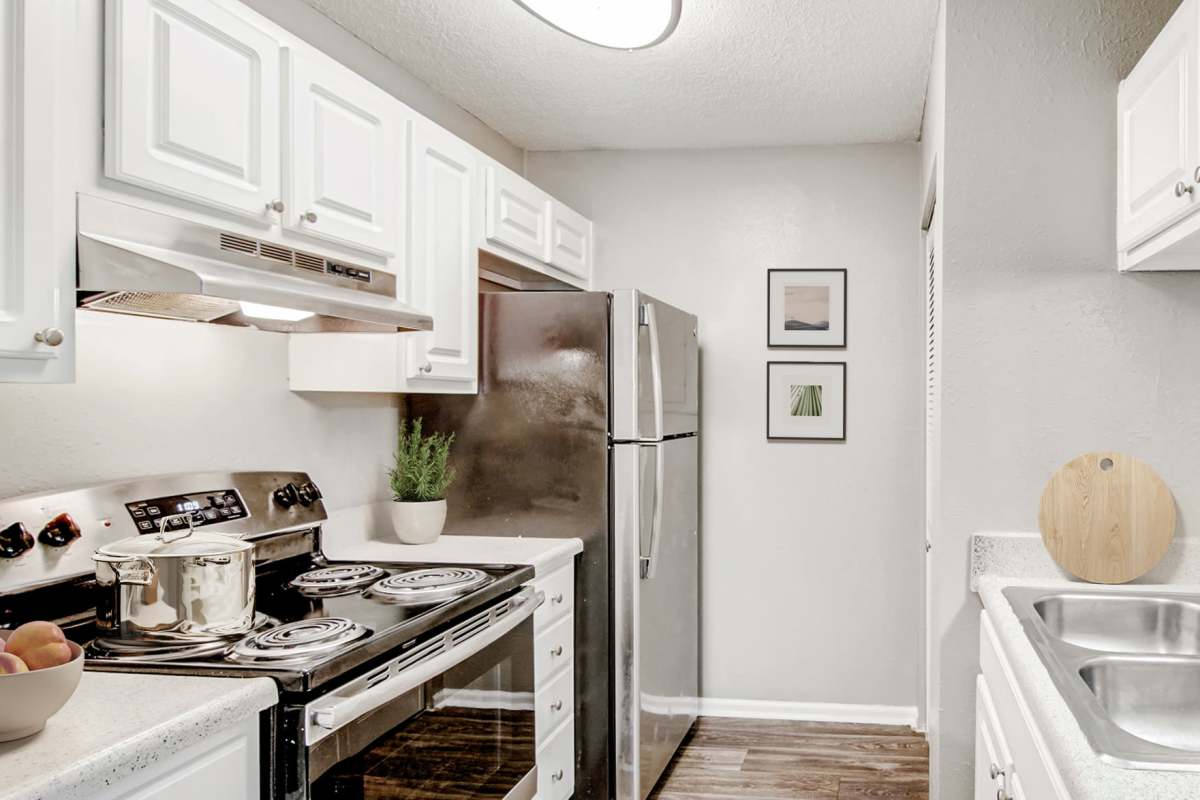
[105, 0, 281, 221]
[923, 203, 941, 728]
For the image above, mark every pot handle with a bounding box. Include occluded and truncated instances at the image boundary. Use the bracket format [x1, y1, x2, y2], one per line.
[93, 553, 156, 586]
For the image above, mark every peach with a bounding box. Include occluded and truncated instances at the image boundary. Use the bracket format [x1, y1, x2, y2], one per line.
[6, 621, 68, 670]
[0, 653, 28, 674]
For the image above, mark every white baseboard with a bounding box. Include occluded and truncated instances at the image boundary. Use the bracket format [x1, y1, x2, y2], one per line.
[698, 697, 919, 728]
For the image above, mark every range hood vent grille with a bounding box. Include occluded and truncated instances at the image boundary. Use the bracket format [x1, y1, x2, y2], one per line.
[84, 291, 239, 322]
[218, 232, 257, 255]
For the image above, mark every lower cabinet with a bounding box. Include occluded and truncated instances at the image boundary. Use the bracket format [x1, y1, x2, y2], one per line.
[975, 610, 1065, 800]
[97, 716, 260, 800]
[532, 561, 577, 799]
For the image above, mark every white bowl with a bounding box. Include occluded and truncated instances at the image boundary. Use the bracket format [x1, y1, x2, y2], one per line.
[0, 630, 84, 742]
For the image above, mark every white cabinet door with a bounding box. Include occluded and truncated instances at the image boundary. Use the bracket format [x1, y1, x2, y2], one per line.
[0, 0, 75, 383]
[105, 0, 281, 221]
[406, 122, 478, 389]
[284, 49, 403, 256]
[548, 200, 592, 284]
[484, 164, 551, 261]
[975, 676, 1012, 800]
[1117, 0, 1200, 250]
[99, 716, 259, 800]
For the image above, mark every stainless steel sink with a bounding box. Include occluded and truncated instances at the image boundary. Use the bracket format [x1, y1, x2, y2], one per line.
[1004, 587, 1200, 770]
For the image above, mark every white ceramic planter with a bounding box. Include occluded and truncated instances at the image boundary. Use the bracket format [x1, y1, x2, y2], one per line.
[389, 499, 447, 544]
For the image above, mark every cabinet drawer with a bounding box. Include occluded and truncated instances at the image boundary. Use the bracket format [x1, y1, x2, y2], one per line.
[535, 614, 574, 682]
[537, 715, 575, 800]
[533, 564, 574, 631]
[536, 661, 574, 746]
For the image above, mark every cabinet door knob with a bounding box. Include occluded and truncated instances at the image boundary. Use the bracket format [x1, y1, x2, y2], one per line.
[419, 363, 433, 374]
[34, 327, 64, 347]
[267, 200, 285, 213]
[550, 699, 563, 711]
[302, 210, 318, 223]
[552, 770, 564, 782]
[996, 791, 1009, 800]
[550, 645, 563, 657]
[1193, 166, 1200, 184]
[989, 763, 1005, 780]
[552, 592, 564, 604]
[1176, 181, 1194, 198]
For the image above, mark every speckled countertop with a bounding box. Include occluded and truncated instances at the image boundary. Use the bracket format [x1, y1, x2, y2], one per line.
[973, 532, 1200, 799]
[320, 502, 584, 575]
[0, 671, 276, 800]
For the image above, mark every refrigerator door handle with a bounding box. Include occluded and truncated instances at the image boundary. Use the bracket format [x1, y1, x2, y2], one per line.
[642, 301, 665, 441]
[641, 444, 665, 580]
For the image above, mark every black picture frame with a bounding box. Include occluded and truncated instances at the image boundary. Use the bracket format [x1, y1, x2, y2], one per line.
[767, 268, 848, 348]
[766, 361, 847, 441]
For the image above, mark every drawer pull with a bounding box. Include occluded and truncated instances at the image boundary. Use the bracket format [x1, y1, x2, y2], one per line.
[551, 699, 563, 711]
[552, 769, 564, 782]
[550, 645, 564, 657]
[552, 592, 564, 604]
[989, 763, 1005, 780]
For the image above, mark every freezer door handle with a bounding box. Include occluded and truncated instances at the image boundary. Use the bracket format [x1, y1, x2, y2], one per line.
[642, 301, 665, 441]
[641, 444, 665, 580]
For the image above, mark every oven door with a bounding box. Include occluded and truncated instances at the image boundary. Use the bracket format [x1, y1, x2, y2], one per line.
[294, 587, 540, 800]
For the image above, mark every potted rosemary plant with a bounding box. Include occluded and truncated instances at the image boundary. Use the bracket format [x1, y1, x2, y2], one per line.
[387, 419, 456, 544]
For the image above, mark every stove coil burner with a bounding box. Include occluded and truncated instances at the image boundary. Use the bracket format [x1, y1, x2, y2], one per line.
[228, 616, 370, 662]
[366, 567, 492, 605]
[90, 613, 276, 663]
[290, 564, 387, 595]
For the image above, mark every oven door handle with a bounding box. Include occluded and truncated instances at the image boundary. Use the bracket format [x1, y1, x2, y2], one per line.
[305, 586, 542, 745]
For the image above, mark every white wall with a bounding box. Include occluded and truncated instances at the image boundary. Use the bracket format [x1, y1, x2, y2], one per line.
[526, 146, 924, 710]
[928, 0, 1185, 796]
[240, 0, 523, 172]
[0, 313, 399, 508]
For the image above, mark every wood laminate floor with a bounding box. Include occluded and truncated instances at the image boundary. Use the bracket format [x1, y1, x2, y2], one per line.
[648, 717, 929, 800]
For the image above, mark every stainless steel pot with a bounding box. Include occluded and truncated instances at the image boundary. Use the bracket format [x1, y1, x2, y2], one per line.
[93, 513, 255, 639]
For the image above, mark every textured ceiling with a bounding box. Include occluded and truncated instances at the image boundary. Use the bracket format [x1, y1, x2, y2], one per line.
[301, 0, 939, 151]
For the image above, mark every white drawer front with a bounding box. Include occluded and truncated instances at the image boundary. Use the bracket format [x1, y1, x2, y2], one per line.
[535, 613, 574, 683]
[537, 716, 575, 800]
[536, 661, 573, 746]
[533, 564, 574, 632]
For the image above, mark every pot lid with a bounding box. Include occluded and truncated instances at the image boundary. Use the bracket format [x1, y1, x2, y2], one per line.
[96, 531, 253, 559]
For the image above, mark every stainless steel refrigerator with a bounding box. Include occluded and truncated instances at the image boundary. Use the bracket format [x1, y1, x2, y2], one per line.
[410, 289, 699, 800]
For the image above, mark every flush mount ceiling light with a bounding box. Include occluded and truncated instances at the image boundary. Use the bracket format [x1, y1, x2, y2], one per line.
[513, 0, 681, 50]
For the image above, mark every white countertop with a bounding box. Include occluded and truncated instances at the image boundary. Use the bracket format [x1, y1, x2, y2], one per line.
[320, 502, 584, 575]
[0, 671, 276, 800]
[973, 533, 1200, 799]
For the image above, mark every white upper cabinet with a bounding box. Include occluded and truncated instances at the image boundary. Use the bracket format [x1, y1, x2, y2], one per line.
[283, 49, 403, 256]
[105, 0, 281, 222]
[485, 163, 551, 261]
[0, 0, 76, 383]
[548, 200, 593, 281]
[482, 161, 594, 289]
[405, 121, 478, 389]
[1118, 0, 1199, 251]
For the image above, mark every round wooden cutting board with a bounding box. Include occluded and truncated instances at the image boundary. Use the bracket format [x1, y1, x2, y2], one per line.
[1038, 452, 1176, 584]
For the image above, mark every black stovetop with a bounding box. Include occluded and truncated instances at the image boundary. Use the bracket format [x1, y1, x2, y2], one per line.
[41, 555, 533, 696]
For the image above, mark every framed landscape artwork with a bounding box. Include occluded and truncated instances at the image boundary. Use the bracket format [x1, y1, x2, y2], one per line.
[767, 269, 847, 347]
[766, 361, 846, 441]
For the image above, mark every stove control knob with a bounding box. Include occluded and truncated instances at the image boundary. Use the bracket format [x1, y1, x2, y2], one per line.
[295, 481, 322, 507]
[38, 513, 81, 547]
[273, 483, 299, 509]
[0, 522, 34, 558]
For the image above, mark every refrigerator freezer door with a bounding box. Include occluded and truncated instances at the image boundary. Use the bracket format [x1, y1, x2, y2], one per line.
[614, 436, 700, 800]
[613, 290, 699, 441]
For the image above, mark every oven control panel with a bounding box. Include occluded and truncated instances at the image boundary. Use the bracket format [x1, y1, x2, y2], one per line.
[125, 490, 249, 534]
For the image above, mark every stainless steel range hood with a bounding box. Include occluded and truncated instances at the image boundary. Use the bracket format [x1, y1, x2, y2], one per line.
[76, 194, 433, 333]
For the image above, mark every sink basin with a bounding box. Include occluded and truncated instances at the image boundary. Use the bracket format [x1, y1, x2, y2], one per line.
[1034, 593, 1200, 656]
[1080, 656, 1200, 751]
[1004, 586, 1200, 770]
